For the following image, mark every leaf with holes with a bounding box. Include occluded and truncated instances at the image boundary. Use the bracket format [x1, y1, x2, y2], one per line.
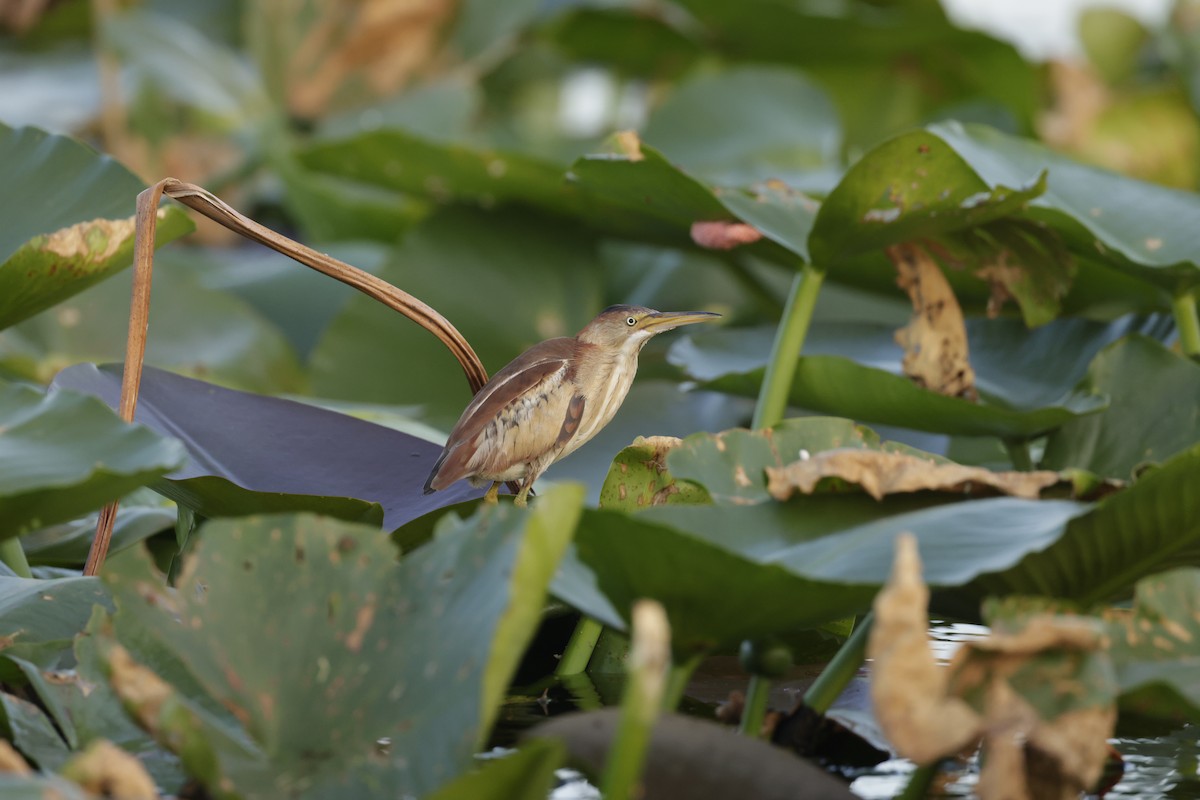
[0, 123, 192, 330]
[100, 488, 581, 797]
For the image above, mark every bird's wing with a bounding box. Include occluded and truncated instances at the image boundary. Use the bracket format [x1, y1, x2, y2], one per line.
[425, 338, 580, 491]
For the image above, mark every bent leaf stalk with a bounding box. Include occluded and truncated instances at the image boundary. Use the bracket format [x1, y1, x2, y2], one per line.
[86, 178, 493, 575]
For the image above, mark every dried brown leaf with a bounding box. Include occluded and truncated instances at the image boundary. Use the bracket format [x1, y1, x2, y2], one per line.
[872, 538, 1116, 800]
[61, 739, 159, 800]
[1026, 705, 1117, 800]
[0, 739, 31, 775]
[690, 221, 764, 250]
[766, 449, 1061, 501]
[868, 534, 983, 764]
[38, 217, 136, 263]
[284, 0, 457, 118]
[614, 130, 644, 161]
[888, 242, 977, 399]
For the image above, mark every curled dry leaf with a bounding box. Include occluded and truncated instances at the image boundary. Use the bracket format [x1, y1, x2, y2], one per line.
[60, 739, 159, 800]
[888, 242, 977, 399]
[867, 533, 983, 764]
[690, 221, 764, 250]
[766, 448, 1061, 501]
[871, 536, 1118, 799]
[0, 739, 31, 775]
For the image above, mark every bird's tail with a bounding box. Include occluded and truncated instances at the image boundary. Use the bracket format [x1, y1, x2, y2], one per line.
[423, 449, 448, 495]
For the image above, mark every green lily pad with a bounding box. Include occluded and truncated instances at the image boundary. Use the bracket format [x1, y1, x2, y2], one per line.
[597, 437, 710, 510]
[0, 383, 185, 538]
[665, 417, 945, 505]
[301, 124, 813, 264]
[0, 691, 70, 770]
[102, 490, 580, 797]
[1103, 568, 1200, 721]
[0, 574, 110, 650]
[0, 574, 109, 649]
[51, 364, 484, 530]
[1041, 336, 1200, 480]
[22, 488, 175, 568]
[952, 443, 1200, 612]
[931, 121, 1200, 292]
[642, 65, 841, 187]
[671, 316, 1172, 440]
[568, 495, 1086, 656]
[674, 315, 1172, 405]
[808, 128, 1047, 267]
[0, 123, 192, 330]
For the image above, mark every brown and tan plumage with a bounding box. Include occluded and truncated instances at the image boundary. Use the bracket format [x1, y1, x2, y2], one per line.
[424, 305, 720, 506]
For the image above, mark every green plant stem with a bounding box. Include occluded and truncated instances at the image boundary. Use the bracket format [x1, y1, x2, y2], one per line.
[0, 539, 32, 578]
[752, 263, 826, 430]
[602, 701, 656, 800]
[602, 601, 670, 800]
[556, 616, 604, 676]
[803, 612, 873, 714]
[1003, 438, 1034, 472]
[661, 654, 703, 711]
[1172, 290, 1200, 357]
[897, 763, 938, 800]
[739, 674, 772, 737]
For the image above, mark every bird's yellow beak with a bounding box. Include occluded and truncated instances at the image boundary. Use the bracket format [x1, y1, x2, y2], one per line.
[642, 310, 722, 333]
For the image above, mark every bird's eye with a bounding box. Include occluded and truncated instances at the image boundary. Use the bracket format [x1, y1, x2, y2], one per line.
[626, 316, 637, 326]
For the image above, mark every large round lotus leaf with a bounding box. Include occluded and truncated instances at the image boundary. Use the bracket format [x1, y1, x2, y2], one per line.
[22, 489, 174, 568]
[0, 574, 109, 648]
[0, 383, 185, 538]
[1103, 568, 1200, 722]
[931, 121, 1200, 291]
[566, 496, 1085, 655]
[664, 417, 945, 505]
[0, 123, 192, 330]
[101, 492, 580, 798]
[808, 128, 1046, 267]
[1042, 336, 1200, 480]
[953, 443, 1200, 613]
[673, 318, 1123, 438]
[51, 364, 481, 530]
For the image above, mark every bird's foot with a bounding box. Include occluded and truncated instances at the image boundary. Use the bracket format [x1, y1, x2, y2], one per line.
[483, 482, 501, 504]
[514, 482, 534, 507]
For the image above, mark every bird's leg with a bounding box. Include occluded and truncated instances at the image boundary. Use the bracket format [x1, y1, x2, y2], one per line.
[482, 481, 501, 504]
[514, 476, 536, 507]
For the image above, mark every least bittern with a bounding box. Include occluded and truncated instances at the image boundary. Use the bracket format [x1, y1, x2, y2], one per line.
[423, 305, 720, 506]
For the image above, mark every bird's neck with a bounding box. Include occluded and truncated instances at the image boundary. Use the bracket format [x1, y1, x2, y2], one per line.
[565, 337, 646, 453]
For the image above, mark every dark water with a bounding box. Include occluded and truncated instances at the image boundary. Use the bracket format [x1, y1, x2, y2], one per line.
[508, 621, 1200, 798]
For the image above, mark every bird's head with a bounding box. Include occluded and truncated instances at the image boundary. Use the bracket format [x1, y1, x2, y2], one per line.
[577, 305, 721, 349]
